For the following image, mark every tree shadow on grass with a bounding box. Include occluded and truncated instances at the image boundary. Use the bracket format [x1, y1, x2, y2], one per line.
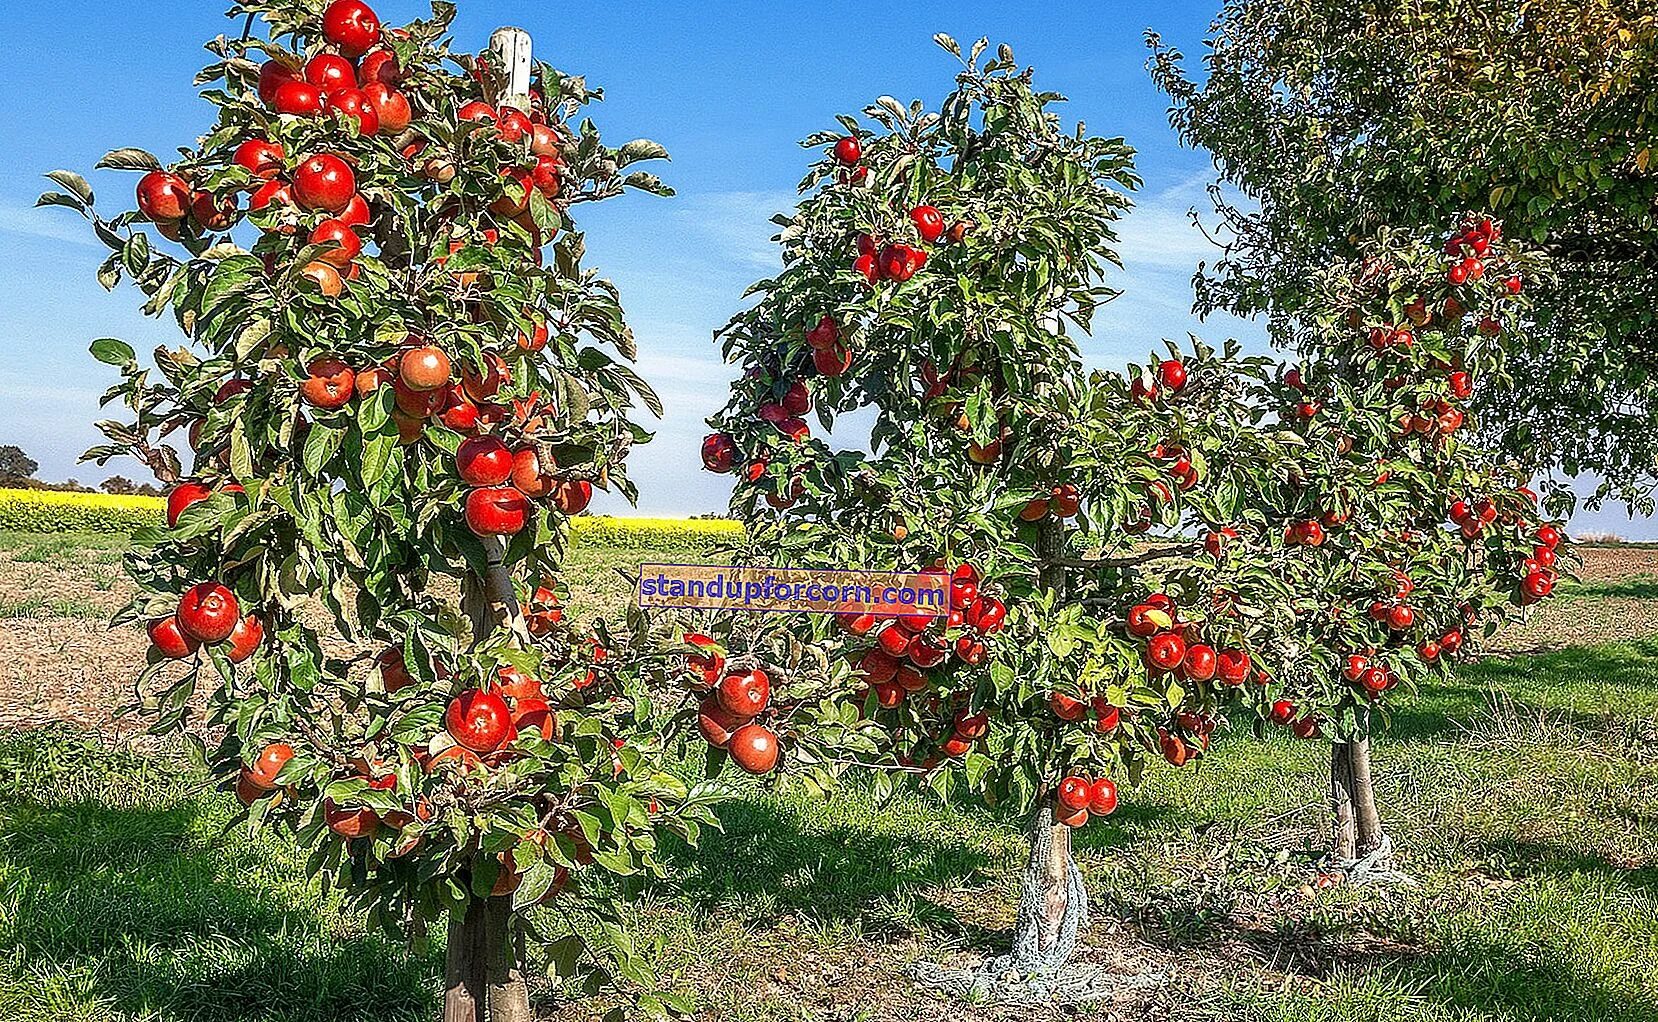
[0, 795, 436, 1022]
[1564, 577, 1658, 600]
[1381, 640, 1658, 742]
[1479, 835, 1658, 897]
[1082, 833, 1657, 1022]
[651, 797, 997, 937]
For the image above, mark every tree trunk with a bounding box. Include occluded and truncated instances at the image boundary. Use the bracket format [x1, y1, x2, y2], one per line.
[448, 535, 533, 1020]
[1329, 707, 1384, 862]
[1009, 811, 1089, 972]
[444, 896, 533, 1022]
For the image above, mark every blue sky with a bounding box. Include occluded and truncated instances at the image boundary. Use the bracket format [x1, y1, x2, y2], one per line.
[1, 1, 1649, 537]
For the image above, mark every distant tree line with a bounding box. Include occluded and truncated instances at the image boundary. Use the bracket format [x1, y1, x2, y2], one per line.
[0, 444, 160, 495]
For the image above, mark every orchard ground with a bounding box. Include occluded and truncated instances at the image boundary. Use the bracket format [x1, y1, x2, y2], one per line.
[0, 529, 1654, 1022]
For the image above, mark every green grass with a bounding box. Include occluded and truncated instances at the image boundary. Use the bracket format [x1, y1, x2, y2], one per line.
[0, 531, 133, 561]
[0, 534, 1653, 1020]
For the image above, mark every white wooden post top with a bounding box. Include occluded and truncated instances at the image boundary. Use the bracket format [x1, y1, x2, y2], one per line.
[490, 27, 533, 113]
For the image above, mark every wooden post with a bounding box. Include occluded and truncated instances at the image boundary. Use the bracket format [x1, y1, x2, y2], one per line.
[444, 31, 537, 1020]
[490, 27, 534, 113]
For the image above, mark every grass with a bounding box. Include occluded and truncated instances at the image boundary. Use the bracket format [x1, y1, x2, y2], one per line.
[0, 532, 1654, 1020]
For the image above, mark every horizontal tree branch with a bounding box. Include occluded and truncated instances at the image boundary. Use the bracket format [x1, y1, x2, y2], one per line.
[1043, 543, 1198, 570]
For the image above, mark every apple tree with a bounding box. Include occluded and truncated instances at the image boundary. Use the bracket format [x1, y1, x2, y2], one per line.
[41, 1, 712, 1019]
[1146, 0, 1658, 511]
[684, 38, 1308, 999]
[1220, 216, 1572, 874]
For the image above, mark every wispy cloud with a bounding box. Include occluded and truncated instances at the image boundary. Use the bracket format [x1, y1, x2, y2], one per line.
[670, 190, 796, 272]
[0, 202, 102, 248]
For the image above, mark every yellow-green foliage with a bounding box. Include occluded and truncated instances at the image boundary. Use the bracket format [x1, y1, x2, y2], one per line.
[0, 488, 164, 533]
[0, 488, 741, 546]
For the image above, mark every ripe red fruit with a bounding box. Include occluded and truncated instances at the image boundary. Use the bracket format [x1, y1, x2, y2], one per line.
[1447, 262, 1469, 285]
[782, 379, 812, 416]
[717, 668, 770, 719]
[244, 742, 294, 789]
[1049, 691, 1087, 721]
[362, 82, 411, 133]
[273, 79, 326, 116]
[1146, 631, 1186, 671]
[1521, 570, 1554, 602]
[1291, 715, 1322, 740]
[177, 582, 240, 643]
[147, 616, 201, 659]
[456, 436, 513, 486]
[1216, 648, 1251, 685]
[248, 180, 297, 230]
[1269, 699, 1296, 724]
[1158, 359, 1188, 392]
[378, 647, 414, 693]
[166, 482, 213, 527]
[858, 649, 900, 684]
[909, 205, 944, 243]
[1087, 777, 1118, 817]
[729, 723, 780, 774]
[805, 315, 839, 350]
[497, 108, 533, 144]
[136, 172, 191, 222]
[1386, 604, 1416, 631]
[232, 139, 285, 180]
[697, 695, 745, 748]
[1057, 776, 1091, 812]
[445, 689, 513, 752]
[225, 614, 264, 663]
[465, 486, 529, 536]
[307, 219, 362, 268]
[553, 480, 593, 516]
[955, 706, 988, 739]
[338, 192, 372, 227]
[302, 357, 356, 409]
[322, 0, 382, 57]
[813, 341, 854, 376]
[503, 447, 552, 498]
[530, 123, 562, 157]
[257, 60, 299, 104]
[1160, 731, 1191, 766]
[399, 345, 451, 391]
[1360, 667, 1391, 694]
[1417, 639, 1441, 662]
[877, 243, 927, 282]
[324, 799, 379, 838]
[907, 634, 947, 668]
[1440, 629, 1465, 654]
[304, 53, 357, 93]
[293, 154, 356, 213]
[1182, 643, 1217, 681]
[358, 49, 402, 86]
[514, 697, 556, 741]
[833, 136, 861, 164]
[701, 433, 737, 473]
[1125, 603, 1161, 637]
[1092, 699, 1120, 733]
[1536, 524, 1562, 548]
[326, 87, 380, 135]
[876, 622, 912, 657]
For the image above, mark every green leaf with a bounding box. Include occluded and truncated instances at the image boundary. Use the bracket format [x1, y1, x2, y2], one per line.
[616, 139, 669, 166]
[45, 170, 93, 206]
[89, 338, 137, 366]
[96, 148, 161, 172]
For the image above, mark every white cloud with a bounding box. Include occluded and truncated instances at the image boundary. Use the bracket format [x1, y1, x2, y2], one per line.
[670, 189, 796, 272]
[0, 202, 103, 249]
